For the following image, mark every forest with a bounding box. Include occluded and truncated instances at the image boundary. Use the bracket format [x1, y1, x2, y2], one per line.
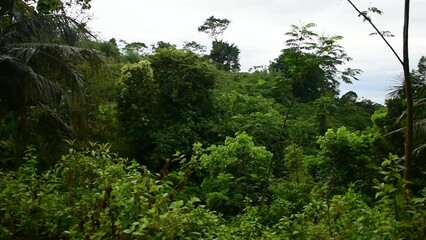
[1, 0, 426, 239]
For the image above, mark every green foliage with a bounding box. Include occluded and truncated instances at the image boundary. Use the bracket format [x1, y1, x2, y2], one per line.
[183, 41, 207, 56]
[384, 54, 426, 170]
[37, 0, 61, 13]
[3, 8, 425, 239]
[285, 116, 318, 152]
[212, 91, 283, 146]
[374, 155, 407, 208]
[117, 60, 159, 166]
[118, 60, 158, 138]
[370, 106, 404, 162]
[270, 23, 361, 101]
[121, 41, 148, 63]
[91, 38, 121, 60]
[271, 48, 327, 101]
[198, 133, 272, 215]
[198, 16, 240, 72]
[0, 2, 103, 167]
[272, 156, 426, 239]
[210, 40, 241, 72]
[151, 41, 177, 52]
[314, 96, 337, 134]
[198, 16, 230, 41]
[265, 181, 313, 225]
[0, 144, 232, 239]
[148, 48, 216, 117]
[276, 187, 386, 239]
[336, 94, 381, 131]
[213, 70, 292, 105]
[143, 48, 217, 167]
[283, 144, 307, 182]
[315, 127, 376, 190]
[0, 0, 91, 19]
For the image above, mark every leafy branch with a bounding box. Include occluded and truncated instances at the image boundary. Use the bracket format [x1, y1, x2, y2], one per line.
[346, 0, 403, 66]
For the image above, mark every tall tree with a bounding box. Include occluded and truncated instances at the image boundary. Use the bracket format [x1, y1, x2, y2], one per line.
[182, 41, 207, 56]
[122, 48, 216, 169]
[346, 0, 413, 188]
[210, 40, 240, 71]
[198, 16, 240, 72]
[0, 0, 100, 165]
[262, 24, 361, 207]
[198, 16, 230, 41]
[387, 57, 426, 175]
[270, 23, 360, 101]
[270, 48, 326, 101]
[117, 60, 159, 164]
[121, 41, 147, 63]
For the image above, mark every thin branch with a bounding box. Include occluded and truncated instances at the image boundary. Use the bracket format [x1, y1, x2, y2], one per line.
[346, 0, 404, 66]
[260, 96, 296, 210]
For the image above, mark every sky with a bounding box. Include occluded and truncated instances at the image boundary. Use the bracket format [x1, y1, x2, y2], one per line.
[88, 0, 426, 104]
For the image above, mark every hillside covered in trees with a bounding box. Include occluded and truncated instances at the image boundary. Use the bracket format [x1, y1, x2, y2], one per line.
[1, 0, 426, 239]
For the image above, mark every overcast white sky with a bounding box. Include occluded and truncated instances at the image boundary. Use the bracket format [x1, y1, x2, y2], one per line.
[88, 0, 426, 104]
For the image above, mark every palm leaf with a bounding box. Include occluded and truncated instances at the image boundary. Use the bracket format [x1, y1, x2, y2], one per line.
[413, 144, 426, 157]
[37, 101, 72, 136]
[1, 14, 93, 44]
[0, 55, 64, 110]
[6, 42, 102, 63]
[1, 12, 104, 142]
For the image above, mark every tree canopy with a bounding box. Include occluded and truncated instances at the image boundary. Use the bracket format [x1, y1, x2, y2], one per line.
[1, 5, 426, 240]
[198, 16, 230, 41]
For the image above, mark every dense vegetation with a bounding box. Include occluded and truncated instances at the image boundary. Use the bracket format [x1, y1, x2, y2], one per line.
[1, 0, 426, 239]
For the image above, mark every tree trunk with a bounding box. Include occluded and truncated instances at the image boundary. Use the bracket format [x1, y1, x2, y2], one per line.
[347, 0, 413, 191]
[402, 0, 413, 189]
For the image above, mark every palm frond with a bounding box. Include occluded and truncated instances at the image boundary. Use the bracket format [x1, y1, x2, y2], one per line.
[37, 50, 84, 85]
[1, 14, 93, 45]
[37, 101, 72, 137]
[1, 11, 105, 144]
[412, 119, 426, 137]
[413, 144, 426, 157]
[3, 41, 105, 110]
[386, 76, 405, 99]
[386, 118, 426, 152]
[6, 42, 102, 62]
[1, 13, 106, 80]
[0, 55, 64, 110]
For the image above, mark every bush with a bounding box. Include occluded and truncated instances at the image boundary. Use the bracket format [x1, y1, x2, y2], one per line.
[198, 132, 272, 215]
[0, 143, 229, 239]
